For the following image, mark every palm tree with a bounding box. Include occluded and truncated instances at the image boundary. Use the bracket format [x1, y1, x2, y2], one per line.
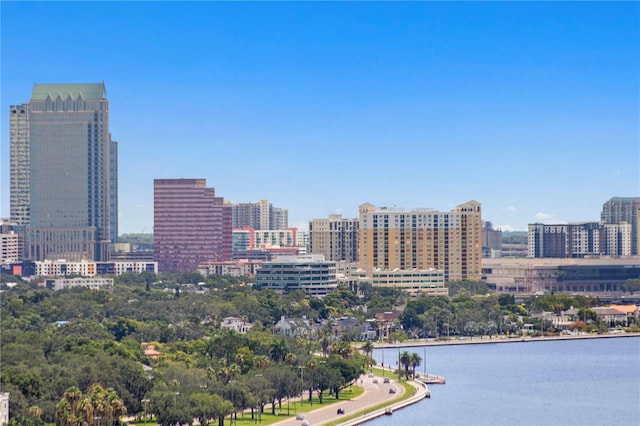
[234, 352, 246, 371]
[103, 388, 127, 425]
[330, 340, 353, 359]
[361, 341, 375, 368]
[56, 386, 83, 426]
[253, 355, 270, 371]
[88, 385, 107, 426]
[399, 351, 411, 380]
[227, 363, 241, 382]
[64, 387, 83, 414]
[217, 363, 240, 384]
[269, 339, 287, 364]
[55, 399, 73, 426]
[77, 394, 94, 426]
[284, 352, 297, 366]
[361, 341, 374, 357]
[28, 406, 43, 424]
[320, 337, 330, 357]
[409, 352, 422, 378]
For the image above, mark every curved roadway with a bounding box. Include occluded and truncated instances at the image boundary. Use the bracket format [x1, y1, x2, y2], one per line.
[272, 373, 405, 426]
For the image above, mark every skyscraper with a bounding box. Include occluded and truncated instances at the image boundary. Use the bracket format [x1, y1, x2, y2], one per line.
[601, 197, 640, 255]
[231, 200, 288, 230]
[358, 201, 482, 282]
[527, 222, 632, 258]
[154, 179, 232, 273]
[482, 221, 502, 257]
[10, 83, 116, 261]
[309, 214, 359, 262]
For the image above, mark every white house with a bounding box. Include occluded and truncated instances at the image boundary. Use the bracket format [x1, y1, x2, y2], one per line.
[220, 317, 254, 334]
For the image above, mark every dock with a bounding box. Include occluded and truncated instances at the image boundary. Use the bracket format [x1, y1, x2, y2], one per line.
[417, 373, 446, 385]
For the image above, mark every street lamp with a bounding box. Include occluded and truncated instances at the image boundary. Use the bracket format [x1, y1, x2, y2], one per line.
[298, 366, 305, 404]
[254, 374, 263, 423]
[141, 399, 149, 426]
[229, 380, 238, 425]
[423, 346, 427, 380]
[316, 360, 327, 405]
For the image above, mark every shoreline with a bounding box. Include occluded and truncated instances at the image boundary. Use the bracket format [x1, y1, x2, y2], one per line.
[316, 334, 640, 425]
[371, 331, 640, 349]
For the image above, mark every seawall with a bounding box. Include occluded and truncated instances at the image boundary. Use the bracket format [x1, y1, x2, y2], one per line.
[372, 332, 640, 349]
[339, 379, 429, 426]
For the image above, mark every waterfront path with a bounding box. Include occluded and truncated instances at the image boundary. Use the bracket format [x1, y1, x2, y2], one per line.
[272, 373, 414, 426]
[371, 331, 640, 349]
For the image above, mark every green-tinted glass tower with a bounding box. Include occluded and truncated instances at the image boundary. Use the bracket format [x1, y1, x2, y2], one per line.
[9, 83, 117, 261]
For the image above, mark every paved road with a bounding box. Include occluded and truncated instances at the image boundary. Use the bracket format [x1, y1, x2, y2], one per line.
[272, 373, 404, 426]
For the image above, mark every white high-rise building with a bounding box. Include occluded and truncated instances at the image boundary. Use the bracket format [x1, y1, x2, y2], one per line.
[1, 231, 20, 264]
[602, 223, 632, 257]
[601, 197, 640, 255]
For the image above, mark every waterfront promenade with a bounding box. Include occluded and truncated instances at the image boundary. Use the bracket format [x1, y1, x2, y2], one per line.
[269, 334, 639, 426]
[271, 373, 427, 426]
[370, 331, 640, 349]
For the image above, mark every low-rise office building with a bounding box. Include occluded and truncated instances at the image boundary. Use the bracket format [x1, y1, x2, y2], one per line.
[31, 260, 157, 277]
[198, 260, 262, 277]
[255, 254, 337, 296]
[482, 257, 640, 294]
[45, 277, 114, 291]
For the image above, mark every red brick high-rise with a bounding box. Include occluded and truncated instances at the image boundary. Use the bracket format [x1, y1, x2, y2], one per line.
[154, 179, 231, 273]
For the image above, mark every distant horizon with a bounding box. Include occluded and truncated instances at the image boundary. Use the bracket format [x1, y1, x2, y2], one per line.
[2, 2, 638, 234]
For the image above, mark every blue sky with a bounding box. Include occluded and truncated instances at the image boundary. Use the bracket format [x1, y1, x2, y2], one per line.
[2, 1, 638, 233]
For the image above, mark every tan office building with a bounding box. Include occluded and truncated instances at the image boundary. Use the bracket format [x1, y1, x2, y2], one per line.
[309, 214, 359, 262]
[358, 201, 482, 282]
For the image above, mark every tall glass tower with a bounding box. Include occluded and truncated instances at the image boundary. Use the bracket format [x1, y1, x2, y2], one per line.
[9, 83, 117, 261]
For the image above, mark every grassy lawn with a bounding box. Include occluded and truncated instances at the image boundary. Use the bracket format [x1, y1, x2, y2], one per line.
[231, 385, 364, 426]
[127, 374, 419, 426]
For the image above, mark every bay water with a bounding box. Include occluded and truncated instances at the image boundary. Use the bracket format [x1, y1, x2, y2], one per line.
[370, 337, 640, 425]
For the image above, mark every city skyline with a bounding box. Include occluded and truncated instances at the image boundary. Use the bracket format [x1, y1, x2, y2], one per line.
[2, 2, 639, 234]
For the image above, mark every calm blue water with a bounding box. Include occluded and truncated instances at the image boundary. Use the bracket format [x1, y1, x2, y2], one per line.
[369, 337, 640, 426]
